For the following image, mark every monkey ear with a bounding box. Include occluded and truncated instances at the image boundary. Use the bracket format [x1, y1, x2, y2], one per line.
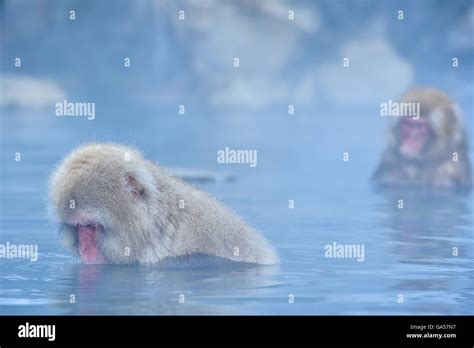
[125, 174, 144, 198]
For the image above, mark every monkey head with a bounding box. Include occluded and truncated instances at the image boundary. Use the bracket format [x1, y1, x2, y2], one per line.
[391, 88, 464, 162]
[49, 144, 160, 264]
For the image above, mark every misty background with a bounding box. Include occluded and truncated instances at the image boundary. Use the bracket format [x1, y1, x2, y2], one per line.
[1, 0, 472, 175]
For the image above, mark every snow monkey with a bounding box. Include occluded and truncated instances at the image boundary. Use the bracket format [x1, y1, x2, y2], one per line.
[49, 143, 279, 265]
[373, 87, 472, 191]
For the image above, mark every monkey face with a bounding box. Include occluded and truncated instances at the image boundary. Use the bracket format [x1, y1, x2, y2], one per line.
[397, 117, 432, 159]
[50, 144, 154, 264]
[374, 87, 471, 191]
[393, 88, 464, 163]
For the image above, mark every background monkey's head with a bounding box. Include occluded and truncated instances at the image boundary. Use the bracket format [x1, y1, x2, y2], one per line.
[389, 87, 464, 162]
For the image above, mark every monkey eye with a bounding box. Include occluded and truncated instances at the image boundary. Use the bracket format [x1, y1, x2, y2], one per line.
[400, 119, 428, 130]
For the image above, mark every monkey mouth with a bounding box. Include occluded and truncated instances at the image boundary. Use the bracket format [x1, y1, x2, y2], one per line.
[400, 137, 425, 159]
[76, 223, 106, 264]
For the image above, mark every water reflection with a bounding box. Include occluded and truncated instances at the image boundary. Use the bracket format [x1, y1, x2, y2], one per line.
[51, 261, 281, 315]
[375, 189, 472, 302]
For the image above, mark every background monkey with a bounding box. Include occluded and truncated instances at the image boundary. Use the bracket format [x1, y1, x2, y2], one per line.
[49, 143, 279, 265]
[373, 87, 472, 191]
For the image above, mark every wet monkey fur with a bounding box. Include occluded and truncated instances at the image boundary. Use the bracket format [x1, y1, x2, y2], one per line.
[49, 144, 279, 265]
